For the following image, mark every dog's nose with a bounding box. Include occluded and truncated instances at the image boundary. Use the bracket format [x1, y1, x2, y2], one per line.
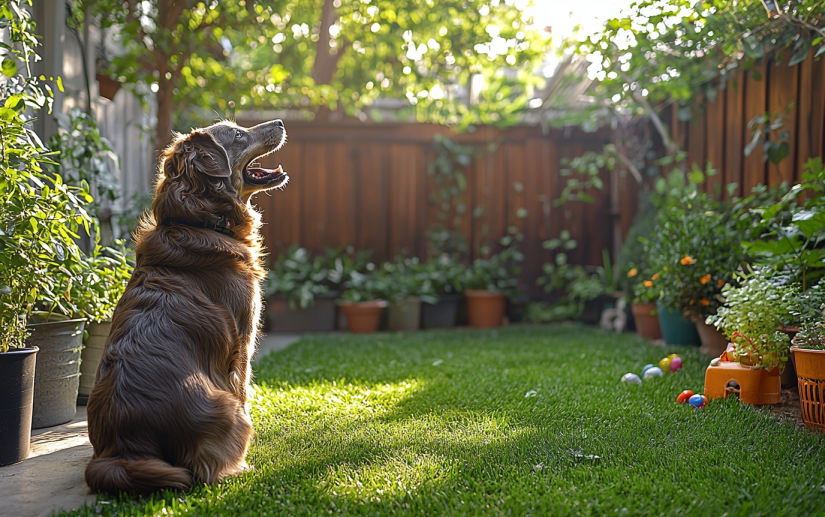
[274, 119, 284, 128]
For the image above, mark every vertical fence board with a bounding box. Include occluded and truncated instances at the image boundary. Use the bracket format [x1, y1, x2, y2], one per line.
[724, 74, 745, 197]
[256, 141, 303, 254]
[706, 89, 725, 196]
[767, 56, 799, 184]
[742, 64, 768, 193]
[355, 144, 389, 262]
[300, 143, 328, 253]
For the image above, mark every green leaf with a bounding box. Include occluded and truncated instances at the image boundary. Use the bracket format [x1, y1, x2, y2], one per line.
[1, 57, 17, 77]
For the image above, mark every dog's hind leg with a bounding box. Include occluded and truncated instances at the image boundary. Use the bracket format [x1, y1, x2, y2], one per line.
[186, 388, 254, 484]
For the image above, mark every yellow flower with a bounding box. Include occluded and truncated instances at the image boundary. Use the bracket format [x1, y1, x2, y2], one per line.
[643, 280, 653, 288]
[663, 266, 668, 271]
[651, 273, 660, 280]
[700, 274, 711, 285]
[627, 268, 638, 278]
[680, 255, 695, 265]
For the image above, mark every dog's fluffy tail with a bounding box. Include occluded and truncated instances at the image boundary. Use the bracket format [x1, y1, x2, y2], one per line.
[86, 456, 192, 495]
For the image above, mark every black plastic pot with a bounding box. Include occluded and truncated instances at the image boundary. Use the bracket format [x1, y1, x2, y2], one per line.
[26, 319, 85, 429]
[422, 294, 460, 329]
[0, 347, 38, 466]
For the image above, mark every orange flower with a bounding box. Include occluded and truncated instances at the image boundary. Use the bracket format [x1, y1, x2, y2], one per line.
[717, 279, 724, 287]
[643, 280, 653, 288]
[680, 255, 696, 265]
[700, 298, 710, 306]
[663, 266, 668, 271]
[689, 300, 695, 305]
[627, 268, 638, 278]
[651, 273, 660, 280]
[700, 274, 711, 285]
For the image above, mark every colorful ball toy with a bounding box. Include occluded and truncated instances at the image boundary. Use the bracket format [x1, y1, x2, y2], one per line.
[676, 390, 694, 403]
[643, 367, 664, 379]
[688, 394, 708, 408]
[621, 373, 642, 385]
[659, 357, 672, 371]
[669, 357, 683, 372]
[667, 353, 680, 360]
[640, 364, 656, 377]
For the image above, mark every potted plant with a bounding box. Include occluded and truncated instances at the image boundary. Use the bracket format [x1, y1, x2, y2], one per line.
[708, 272, 797, 379]
[464, 240, 523, 329]
[0, 4, 95, 463]
[790, 321, 825, 431]
[420, 255, 467, 329]
[536, 231, 609, 325]
[648, 192, 749, 351]
[67, 243, 134, 404]
[627, 267, 662, 340]
[265, 246, 338, 332]
[380, 257, 436, 332]
[338, 268, 388, 334]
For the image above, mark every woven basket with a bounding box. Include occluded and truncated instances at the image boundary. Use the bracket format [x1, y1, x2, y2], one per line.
[791, 346, 825, 431]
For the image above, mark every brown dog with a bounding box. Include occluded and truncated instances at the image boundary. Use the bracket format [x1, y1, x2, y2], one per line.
[85, 120, 288, 495]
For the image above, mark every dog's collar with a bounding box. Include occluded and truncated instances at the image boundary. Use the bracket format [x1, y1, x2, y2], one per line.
[163, 216, 237, 238]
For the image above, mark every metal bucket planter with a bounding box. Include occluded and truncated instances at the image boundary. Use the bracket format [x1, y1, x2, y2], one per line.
[0, 347, 37, 466]
[655, 303, 700, 346]
[26, 319, 85, 429]
[78, 321, 111, 402]
[388, 297, 421, 331]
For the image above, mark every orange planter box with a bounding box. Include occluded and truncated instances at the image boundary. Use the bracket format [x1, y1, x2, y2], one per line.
[704, 361, 780, 405]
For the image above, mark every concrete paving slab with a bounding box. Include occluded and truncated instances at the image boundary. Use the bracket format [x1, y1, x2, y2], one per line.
[0, 407, 95, 517]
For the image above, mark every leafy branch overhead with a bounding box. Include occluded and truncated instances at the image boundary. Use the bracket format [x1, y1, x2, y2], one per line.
[78, 0, 550, 150]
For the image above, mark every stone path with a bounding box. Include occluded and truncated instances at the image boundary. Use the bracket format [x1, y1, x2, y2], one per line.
[0, 333, 300, 517]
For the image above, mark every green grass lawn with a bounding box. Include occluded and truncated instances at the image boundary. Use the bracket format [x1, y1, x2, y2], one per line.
[63, 326, 825, 516]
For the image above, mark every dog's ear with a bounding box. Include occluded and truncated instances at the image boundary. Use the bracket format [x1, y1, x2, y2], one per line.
[172, 131, 231, 179]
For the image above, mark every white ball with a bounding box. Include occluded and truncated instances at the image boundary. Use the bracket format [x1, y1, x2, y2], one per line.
[643, 366, 664, 379]
[621, 373, 642, 385]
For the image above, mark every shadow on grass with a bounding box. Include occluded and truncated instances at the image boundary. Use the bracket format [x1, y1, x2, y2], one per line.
[62, 326, 825, 516]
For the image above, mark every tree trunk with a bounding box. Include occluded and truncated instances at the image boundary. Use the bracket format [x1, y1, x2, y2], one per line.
[154, 75, 175, 156]
[312, 0, 344, 120]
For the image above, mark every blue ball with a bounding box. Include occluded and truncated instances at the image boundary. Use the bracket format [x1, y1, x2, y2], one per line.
[643, 366, 663, 379]
[640, 364, 656, 377]
[689, 394, 707, 408]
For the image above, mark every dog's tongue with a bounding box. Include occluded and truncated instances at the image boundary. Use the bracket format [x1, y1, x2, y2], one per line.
[247, 164, 285, 178]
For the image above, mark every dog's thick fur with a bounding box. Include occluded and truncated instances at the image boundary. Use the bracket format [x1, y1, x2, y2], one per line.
[85, 120, 287, 495]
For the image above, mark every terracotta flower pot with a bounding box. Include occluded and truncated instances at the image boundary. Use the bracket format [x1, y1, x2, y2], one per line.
[695, 320, 729, 358]
[465, 290, 506, 329]
[791, 346, 825, 431]
[631, 302, 661, 340]
[338, 301, 387, 334]
[96, 73, 121, 101]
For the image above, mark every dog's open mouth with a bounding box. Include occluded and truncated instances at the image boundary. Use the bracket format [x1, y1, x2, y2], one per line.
[243, 161, 288, 186]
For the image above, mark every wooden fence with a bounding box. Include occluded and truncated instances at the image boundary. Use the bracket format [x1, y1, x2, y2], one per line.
[241, 121, 614, 295]
[242, 52, 825, 296]
[671, 52, 825, 194]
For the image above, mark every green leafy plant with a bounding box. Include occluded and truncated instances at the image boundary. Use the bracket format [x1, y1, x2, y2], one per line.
[48, 107, 120, 219]
[648, 191, 750, 320]
[745, 104, 794, 164]
[265, 246, 336, 310]
[376, 257, 437, 305]
[464, 236, 523, 298]
[418, 254, 468, 302]
[708, 272, 797, 370]
[554, 145, 615, 206]
[0, 1, 96, 352]
[743, 159, 825, 290]
[536, 231, 609, 320]
[340, 267, 388, 304]
[793, 322, 825, 351]
[64, 243, 134, 323]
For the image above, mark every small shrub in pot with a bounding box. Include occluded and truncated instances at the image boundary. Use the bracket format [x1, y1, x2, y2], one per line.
[464, 240, 523, 328]
[338, 267, 389, 334]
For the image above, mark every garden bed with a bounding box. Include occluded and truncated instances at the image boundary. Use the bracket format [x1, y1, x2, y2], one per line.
[61, 326, 825, 517]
